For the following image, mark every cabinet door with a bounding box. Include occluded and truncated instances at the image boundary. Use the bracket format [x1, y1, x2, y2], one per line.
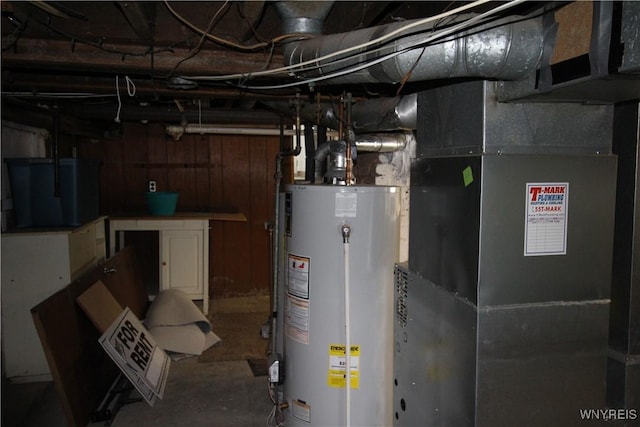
[1, 234, 71, 380]
[68, 223, 96, 278]
[160, 230, 203, 297]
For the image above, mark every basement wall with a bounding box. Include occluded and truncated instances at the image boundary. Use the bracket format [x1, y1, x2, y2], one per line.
[77, 122, 287, 297]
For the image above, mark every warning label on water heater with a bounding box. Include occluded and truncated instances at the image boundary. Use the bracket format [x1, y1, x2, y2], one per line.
[285, 294, 310, 345]
[524, 182, 569, 256]
[286, 254, 311, 345]
[287, 254, 310, 299]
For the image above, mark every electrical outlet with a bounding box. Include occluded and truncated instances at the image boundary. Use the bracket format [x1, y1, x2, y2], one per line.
[149, 181, 156, 192]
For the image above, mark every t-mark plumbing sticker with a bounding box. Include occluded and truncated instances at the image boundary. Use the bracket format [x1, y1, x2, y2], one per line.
[524, 182, 569, 256]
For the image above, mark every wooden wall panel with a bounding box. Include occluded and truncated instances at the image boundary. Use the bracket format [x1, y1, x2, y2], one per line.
[221, 136, 252, 294]
[105, 136, 126, 214]
[208, 135, 226, 293]
[77, 138, 111, 213]
[122, 122, 149, 210]
[166, 134, 196, 210]
[194, 134, 211, 210]
[249, 137, 271, 293]
[147, 123, 169, 198]
[208, 134, 224, 208]
[80, 123, 286, 297]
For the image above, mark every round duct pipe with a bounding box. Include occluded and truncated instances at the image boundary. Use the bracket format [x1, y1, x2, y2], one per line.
[355, 132, 409, 152]
[314, 132, 408, 183]
[264, 94, 417, 133]
[281, 13, 543, 85]
[274, 1, 334, 35]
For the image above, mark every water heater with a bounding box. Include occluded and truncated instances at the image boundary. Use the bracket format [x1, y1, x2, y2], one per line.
[282, 184, 400, 427]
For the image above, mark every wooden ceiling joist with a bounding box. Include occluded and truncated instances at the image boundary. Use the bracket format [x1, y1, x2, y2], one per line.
[2, 37, 283, 76]
[116, 1, 157, 43]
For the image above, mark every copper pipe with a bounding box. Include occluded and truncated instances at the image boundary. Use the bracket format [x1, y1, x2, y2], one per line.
[345, 93, 353, 186]
[338, 95, 344, 140]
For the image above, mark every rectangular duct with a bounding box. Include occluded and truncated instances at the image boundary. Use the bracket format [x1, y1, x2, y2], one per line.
[607, 102, 640, 410]
[399, 79, 619, 426]
[393, 264, 610, 427]
[496, 1, 640, 104]
[409, 154, 617, 306]
[416, 80, 614, 157]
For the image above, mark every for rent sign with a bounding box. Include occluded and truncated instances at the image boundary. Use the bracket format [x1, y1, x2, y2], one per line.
[99, 307, 171, 405]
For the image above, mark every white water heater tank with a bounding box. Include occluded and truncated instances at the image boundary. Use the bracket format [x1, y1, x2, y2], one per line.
[282, 184, 400, 427]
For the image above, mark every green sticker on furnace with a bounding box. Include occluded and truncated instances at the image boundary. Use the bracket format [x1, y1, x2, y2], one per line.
[462, 166, 474, 187]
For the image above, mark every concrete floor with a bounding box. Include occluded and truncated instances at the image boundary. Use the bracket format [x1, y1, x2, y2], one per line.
[2, 295, 276, 427]
[104, 358, 274, 427]
[3, 358, 274, 427]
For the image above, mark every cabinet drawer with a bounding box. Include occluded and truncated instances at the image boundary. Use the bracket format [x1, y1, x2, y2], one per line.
[69, 225, 96, 278]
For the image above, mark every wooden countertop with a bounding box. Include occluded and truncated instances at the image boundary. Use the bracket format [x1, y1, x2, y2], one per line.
[108, 212, 247, 222]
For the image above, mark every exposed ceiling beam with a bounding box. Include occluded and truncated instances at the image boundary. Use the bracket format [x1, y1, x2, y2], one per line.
[237, 1, 266, 43]
[116, 1, 157, 43]
[65, 103, 291, 125]
[2, 74, 295, 101]
[2, 97, 116, 137]
[2, 38, 283, 76]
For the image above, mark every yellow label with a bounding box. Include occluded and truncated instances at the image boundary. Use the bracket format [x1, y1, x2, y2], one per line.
[327, 343, 360, 389]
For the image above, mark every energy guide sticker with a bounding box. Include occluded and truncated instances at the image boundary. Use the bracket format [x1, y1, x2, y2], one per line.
[524, 182, 569, 256]
[327, 344, 360, 389]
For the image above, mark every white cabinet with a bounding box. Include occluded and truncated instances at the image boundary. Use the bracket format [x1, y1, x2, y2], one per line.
[1, 217, 107, 382]
[109, 213, 246, 316]
[161, 229, 204, 297]
[109, 215, 211, 314]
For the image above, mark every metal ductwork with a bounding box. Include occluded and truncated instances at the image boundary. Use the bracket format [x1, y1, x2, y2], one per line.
[313, 132, 409, 183]
[322, 95, 418, 132]
[274, 1, 334, 35]
[354, 132, 409, 153]
[264, 93, 417, 133]
[273, 3, 544, 133]
[279, 11, 544, 85]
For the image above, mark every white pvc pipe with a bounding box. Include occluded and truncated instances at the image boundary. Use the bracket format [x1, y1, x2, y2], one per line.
[343, 237, 351, 427]
[165, 124, 296, 140]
